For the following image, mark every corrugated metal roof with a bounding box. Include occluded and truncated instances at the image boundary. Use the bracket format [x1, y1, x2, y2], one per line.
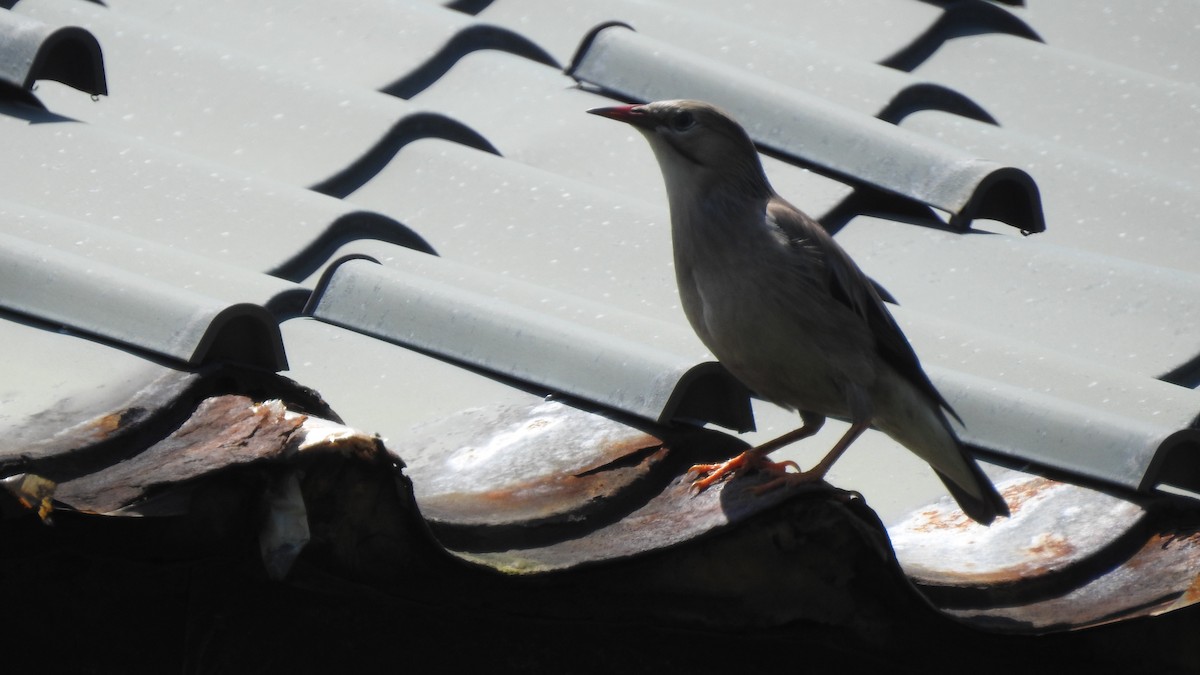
[3, 0, 1200, 660]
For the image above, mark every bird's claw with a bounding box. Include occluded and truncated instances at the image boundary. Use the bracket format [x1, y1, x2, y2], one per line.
[685, 453, 802, 495]
[685, 462, 733, 494]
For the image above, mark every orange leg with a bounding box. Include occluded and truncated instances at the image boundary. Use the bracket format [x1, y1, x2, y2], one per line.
[750, 420, 869, 494]
[687, 449, 800, 493]
[688, 419, 824, 493]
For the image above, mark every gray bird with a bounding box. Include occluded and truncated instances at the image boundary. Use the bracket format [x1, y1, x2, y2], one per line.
[588, 99, 1008, 524]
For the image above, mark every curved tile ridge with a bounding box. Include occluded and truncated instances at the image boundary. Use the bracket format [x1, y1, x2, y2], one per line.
[308, 111, 500, 199]
[305, 252, 754, 433]
[379, 23, 559, 99]
[267, 211, 437, 284]
[896, 307, 1200, 500]
[879, 0, 1042, 72]
[875, 83, 997, 125]
[0, 229, 290, 371]
[567, 24, 1045, 235]
[0, 9, 106, 102]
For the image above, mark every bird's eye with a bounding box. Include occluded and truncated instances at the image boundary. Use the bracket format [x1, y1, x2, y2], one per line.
[670, 110, 696, 132]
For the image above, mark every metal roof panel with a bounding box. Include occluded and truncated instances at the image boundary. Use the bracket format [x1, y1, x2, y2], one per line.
[95, 0, 559, 92]
[334, 138, 683, 309]
[568, 25, 1044, 234]
[307, 253, 753, 431]
[912, 33, 1200, 179]
[13, 0, 493, 186]
[0, 102, 432, 278]
[1015, 1, 1200, 84]
[837, 216, 1200, 379]
[900, 110, 1200, 275]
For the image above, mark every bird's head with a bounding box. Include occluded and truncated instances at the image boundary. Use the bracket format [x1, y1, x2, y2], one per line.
[588, 100, 773, 205]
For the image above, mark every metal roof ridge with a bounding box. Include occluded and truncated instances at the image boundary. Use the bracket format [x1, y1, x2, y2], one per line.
[308, 111, 500, 199]
[567, 24, 1046, 235]
[305, 252, 754, 432]
[90, 0, 557, 95]
[0, 8, 106, 104]
[891, 304, 1200, 500]
[0, 229, 289, 370]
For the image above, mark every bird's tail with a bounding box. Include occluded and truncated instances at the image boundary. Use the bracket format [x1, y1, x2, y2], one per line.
[933, 462, 1009, 525]
[878, 385, 1009, 524]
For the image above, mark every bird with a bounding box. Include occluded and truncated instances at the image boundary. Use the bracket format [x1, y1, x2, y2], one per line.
[588, 99, 1008, 524]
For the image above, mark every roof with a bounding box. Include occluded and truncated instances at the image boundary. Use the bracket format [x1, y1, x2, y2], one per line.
[3, 0, 1200, 668]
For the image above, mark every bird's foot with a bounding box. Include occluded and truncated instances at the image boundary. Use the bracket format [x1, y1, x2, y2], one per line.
[686, 451, 800, 494]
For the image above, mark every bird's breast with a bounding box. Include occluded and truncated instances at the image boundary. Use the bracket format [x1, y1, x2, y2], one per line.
[674, 234, 876, 415]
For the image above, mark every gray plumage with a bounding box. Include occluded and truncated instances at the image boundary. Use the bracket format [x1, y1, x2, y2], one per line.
[589, 99, 1007, 524]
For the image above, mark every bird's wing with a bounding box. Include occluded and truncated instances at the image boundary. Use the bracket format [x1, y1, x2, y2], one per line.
[765, 198, 962, 424]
